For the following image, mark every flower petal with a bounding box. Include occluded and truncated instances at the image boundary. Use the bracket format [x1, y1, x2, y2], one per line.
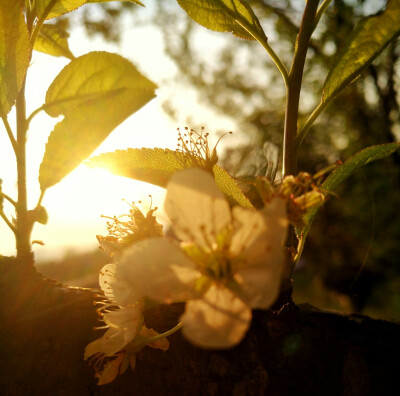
[233, 264, 281, 309]
[230, 198, 287, 266]
[99, 264, 141, 306]
[95, 353, 125, 386]
[119, 354, 130, 375]
[230, 199, 288, 308]
[84, 338, 103, 360]
[165, 169, 231, 248]
[103, 305, 142, 332]
[101, 327, 137, 356]
[117, 238, 202, 304]
[181, 283, 251, 349]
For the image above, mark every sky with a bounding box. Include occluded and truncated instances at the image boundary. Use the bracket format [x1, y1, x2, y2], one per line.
[0, 3, 237, 261]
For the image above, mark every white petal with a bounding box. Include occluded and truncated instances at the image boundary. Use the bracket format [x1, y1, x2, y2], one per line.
[99, 264, 141, 306]
[117, 238, 202, 304]
[231, 199, 288, 270]
[260, 198, 289, 250]
[230, 207, 271, 265]
[233, 264, 281, 309]
[84, 338, 103, 360]
[101, 327, 137, 356]
[95, 354, 125, 385]
[181, 283, 251, 349]
[230, 199, 288, 308]
[103, 305, 142, 332]
[165, 169, 231, 248]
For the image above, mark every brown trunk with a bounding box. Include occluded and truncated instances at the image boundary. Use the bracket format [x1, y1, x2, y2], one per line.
[0, 255, 399, 396]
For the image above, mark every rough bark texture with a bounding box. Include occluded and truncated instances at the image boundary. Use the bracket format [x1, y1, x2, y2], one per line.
[1, 255, 399, 396]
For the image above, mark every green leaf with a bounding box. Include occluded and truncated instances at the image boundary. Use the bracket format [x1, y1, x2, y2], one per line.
[33, 0, 143, 20]
[212, 164, 252, 208]
[34, 0, 87, 20]
[320, 142, 400, 192]
[34, 23, 75, 60]
[45, 51, 156, 117]
[176, 0, 267, 41]
[0, 0, 31, 114]
[39, 52, 157, 190]
[86, 148, 253, 208]
[87, 148, 186, 187]
[87, 0, 144, 5]
[322, 0, 400, 104]
[297, 142, 400, 262]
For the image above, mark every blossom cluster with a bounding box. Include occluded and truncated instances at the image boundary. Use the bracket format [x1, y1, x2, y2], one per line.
[85, 167, 289, 384]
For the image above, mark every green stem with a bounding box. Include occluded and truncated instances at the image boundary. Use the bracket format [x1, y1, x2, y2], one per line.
[37, 190, 45, 207]
[15, 80, 32, 261]
[144, 322, 183, 343]
[26, 105, 45, 129]
[313, 0, 334, 31]
[283, 0, 320, 178]
[280, 0, 320, 289]
[1, 192, 17, 207]
[248, 28, 289, 89]
[234, 19, 289, 89]
[30, 0, 59, 45]
[297, 99, 327, 146]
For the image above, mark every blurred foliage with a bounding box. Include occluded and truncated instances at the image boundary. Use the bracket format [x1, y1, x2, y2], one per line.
[64, 0, 400, 318]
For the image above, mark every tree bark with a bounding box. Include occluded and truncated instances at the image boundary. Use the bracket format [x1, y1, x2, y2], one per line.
[0, 255, 399, 396]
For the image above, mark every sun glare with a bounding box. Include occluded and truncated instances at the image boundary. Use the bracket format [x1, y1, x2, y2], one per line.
[0, 12, 178, 260]
[0, 6, 237, 261]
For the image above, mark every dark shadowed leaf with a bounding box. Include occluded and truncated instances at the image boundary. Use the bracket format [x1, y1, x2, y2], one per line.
[322, 0, 400, 104]
[0, 0, 31, 114]
[177, 0, 267, 41]
[320, 142, 400, 192]
[297, 143, 400, 259]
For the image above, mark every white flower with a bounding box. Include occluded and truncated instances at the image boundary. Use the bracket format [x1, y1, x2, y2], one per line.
[100, 305, 143, 356]
[85, 322, 169, 385]
[99, 263, 142, 306]
[114, 169, 288, 348]
[84, 303, 169, 385]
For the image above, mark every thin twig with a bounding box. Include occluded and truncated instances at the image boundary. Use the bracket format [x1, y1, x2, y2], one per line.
[0, 210, 16, 234]
[26, 105, 45, 129]
[1, 193, 17, 207]
[30, 0, 59, 45]
[297, 99, 327, 146]
[37, 190, 45, 207]
[313, 0, 334, 32]
[235, 18, 289, 89]
[0, 109, 17, 155]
